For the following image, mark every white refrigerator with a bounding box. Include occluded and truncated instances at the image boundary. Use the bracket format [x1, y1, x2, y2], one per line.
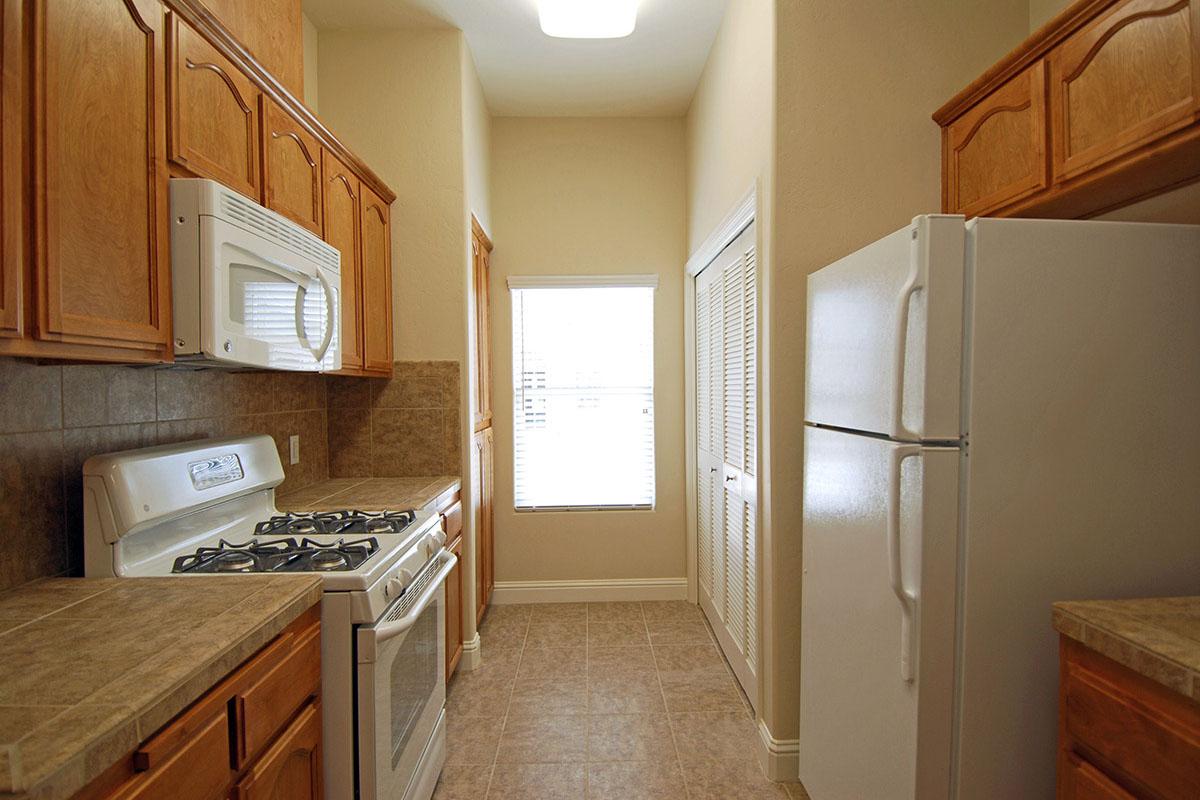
[799, 215, 1200, 800]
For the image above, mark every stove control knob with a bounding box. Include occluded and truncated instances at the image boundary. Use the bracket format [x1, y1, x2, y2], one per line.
[384, 569, 413, 600]
[425, 530, 447, 557]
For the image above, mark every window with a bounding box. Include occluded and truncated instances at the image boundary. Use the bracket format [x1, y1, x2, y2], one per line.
[510, 276, 657, 510]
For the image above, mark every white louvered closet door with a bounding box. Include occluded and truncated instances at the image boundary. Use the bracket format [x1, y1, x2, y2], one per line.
[695, 224, 758, 708]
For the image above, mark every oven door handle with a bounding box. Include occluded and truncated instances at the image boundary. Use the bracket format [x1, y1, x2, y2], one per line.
[370, 550, 457, 646]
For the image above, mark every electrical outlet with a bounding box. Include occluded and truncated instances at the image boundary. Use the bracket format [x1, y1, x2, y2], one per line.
[289, 435, 301, 465]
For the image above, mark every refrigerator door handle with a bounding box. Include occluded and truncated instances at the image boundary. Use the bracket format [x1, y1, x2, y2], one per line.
[888, 444, 922, 683]
[890, 252, 923, 442]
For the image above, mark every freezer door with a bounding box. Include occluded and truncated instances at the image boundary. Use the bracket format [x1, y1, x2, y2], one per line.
[805, 215, 965, 441]
[800, 425, 959, 800]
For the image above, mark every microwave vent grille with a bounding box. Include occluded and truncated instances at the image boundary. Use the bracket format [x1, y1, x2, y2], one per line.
[219, 192, 340, 272]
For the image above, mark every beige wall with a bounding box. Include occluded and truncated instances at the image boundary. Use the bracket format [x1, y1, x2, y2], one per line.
[462, 50, 492, 236]
[301, 13, 319, 111]
[1029, 0, 1069, 30]
[758, 0, 1027, 746]
[686, 0, 775, 254]
[490, 117, 688, 583]
[317, 29, 469, 364]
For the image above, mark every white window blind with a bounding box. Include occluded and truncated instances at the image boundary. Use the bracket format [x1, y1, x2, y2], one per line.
[510, 280, 656, 510]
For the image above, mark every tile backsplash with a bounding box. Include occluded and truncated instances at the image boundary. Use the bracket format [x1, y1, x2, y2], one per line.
[326, 361, 462, 479]
[0, 359, 330, 592]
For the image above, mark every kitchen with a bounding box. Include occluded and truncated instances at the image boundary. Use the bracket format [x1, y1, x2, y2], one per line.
[1, 0, 1198, 799]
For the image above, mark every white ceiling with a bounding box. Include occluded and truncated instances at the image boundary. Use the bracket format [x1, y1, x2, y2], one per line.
[302, 0, 728, 117]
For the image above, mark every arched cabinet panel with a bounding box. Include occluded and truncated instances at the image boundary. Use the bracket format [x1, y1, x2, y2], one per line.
[168, 15, 260, 198]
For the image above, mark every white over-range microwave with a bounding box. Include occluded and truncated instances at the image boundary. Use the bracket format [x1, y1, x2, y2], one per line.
[170, 178, 342, 371]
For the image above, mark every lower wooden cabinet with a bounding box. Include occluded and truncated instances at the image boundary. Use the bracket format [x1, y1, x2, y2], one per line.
[432, 490, 464, 680]
[473, 428, 495, 625]
[233, 701, 322, 800]
[445, 533, 464, 680]
[75, 606, 322, 800]
[1058, 636, 1200, 799]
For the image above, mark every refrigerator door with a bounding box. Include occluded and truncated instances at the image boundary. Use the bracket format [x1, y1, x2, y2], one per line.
[800, 424, 959, 800]
[805, 215, 965, 441]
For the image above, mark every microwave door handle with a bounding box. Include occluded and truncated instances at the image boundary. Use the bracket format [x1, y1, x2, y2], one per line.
[370, 550, 457, 645]
[312, 273, 336, 362]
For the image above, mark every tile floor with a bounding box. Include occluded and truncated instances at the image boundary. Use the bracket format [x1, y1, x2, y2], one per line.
[434, 601, 809, 800]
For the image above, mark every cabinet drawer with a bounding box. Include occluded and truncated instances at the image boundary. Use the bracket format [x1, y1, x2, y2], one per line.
[943, 61, 1048, 216]
[117, 707, 231, 800]
[234, 619, 321, 767]
[1049, 0, 1200, 183]
[1064, 755, 1136, 800]
[1064, 658, 1200, 798]
[440, 500, 463, 540]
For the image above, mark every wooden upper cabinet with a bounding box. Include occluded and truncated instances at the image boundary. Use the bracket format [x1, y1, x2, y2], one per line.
[322, 151, 363, 373]
[471, 219, 494, 430]
[262, 99, 322, 235]
[234, 702, 323, 800]
[359, 183, 393, 375]
[1049, 0, 1200, 183]
[32, 0, 172, 357]
[944, 62, 1049, 217]
[1, 0, 22, 339]
[937, 0, 1200, 218]
[168, 16, 260, 198]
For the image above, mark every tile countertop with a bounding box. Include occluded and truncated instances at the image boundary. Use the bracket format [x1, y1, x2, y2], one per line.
[1053, 596, 1200, 702]
[0, 575, 323, 800]
[276, 476, 461, 514]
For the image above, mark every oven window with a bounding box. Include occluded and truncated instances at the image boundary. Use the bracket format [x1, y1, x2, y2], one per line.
[388, 601, 439, 768]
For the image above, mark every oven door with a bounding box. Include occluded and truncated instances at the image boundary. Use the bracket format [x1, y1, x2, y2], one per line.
[356, 550, 456, 800]
[201, 215, 341, 371]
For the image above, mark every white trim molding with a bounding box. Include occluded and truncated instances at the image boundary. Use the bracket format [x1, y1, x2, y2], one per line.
[506, 274, 660, 290]
[756, 719, 800, 782]
[460, 633, 482, 672]
[685, 185, 757, 277]
[491, 578, 687, 604]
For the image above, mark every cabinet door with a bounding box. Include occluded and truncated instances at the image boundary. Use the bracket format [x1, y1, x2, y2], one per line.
[34, 0, 172, 354]
[1049, 0, 1200, 183]
[321, 151, 362, 373]
[168, 16, 260, 198]
[235, 701, 322, 800]
[944, 62, 1049, 216]
[262, 99, 321, 235]
[445, 534, 464, 680]
[473, 427, 494, 624]
[359, 183, 393, 375]
[471, 223, 493, 430]
[1, 0, 21, 338]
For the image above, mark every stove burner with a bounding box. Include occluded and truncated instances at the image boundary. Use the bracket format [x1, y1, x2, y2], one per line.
[214, 551, 256, 572]
[310, 550, 349, 571]
[253, 509, 416, 537]
[171, 536, 380, 574]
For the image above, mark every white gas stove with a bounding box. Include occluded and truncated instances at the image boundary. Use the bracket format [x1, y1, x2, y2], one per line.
[82, 435, 453, 800]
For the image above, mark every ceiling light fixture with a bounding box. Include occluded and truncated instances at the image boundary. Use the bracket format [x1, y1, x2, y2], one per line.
[538, 0, 638, 39]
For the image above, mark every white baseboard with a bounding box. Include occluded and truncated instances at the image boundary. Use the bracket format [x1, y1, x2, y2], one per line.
[491, 577, 688, 604]
[459, 633, 482, 672]
[756, 720, 800, 782]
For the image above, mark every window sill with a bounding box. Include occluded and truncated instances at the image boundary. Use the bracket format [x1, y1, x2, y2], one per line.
[514, 504, 655, 513]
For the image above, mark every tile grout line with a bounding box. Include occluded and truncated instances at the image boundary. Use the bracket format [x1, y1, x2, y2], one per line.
[483, 609, 527, 800]
[650, 606, 695, 800]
